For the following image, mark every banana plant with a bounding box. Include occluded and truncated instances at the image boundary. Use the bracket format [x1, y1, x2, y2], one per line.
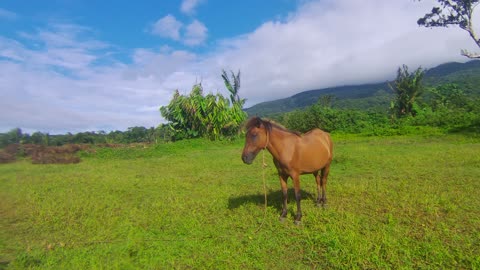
[160, 71, 247, 140]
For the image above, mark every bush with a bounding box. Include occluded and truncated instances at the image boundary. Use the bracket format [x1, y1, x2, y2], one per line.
[282, 101, 391, 135]
[160, 84, 246, 141]
[0, 150, 16, 163]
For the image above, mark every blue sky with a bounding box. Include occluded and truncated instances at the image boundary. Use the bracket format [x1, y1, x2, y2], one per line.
[1, 0, 478, 133]
[0, 1, 296, 54]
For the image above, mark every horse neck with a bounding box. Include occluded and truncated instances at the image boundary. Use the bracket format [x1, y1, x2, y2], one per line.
[265, 126, 296, 162]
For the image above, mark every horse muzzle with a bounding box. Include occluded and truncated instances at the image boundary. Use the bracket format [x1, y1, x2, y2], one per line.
[242, 152, 256, 164]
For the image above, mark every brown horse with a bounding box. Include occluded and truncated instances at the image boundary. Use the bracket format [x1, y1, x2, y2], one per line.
[242, 117, 333, 224]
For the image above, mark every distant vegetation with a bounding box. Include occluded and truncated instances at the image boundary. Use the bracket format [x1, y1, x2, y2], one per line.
[0, 126, 166, 149]
[1, 61, 479, 151]
[281, 67, 480, 136]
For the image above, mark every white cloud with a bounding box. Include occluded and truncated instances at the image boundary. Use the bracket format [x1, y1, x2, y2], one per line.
[150, 15, 208, 46]
[181, 0, 203, 15]
[184, 20, 208, 46]
[0, 25, 179, 133]
[9, 24, 111, 74]
[151, 15, 183, 40]
[204, 0, 478, 106]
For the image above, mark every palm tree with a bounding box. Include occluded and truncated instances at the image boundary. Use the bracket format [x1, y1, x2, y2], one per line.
[221, 69, 245, 106]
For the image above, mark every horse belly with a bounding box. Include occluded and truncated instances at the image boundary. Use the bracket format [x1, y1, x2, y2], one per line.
[298, 153, 330, 174]
[296, 139, 331, 174]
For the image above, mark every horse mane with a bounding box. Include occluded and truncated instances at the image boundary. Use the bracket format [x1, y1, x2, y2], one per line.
[245, 117, 301, 136]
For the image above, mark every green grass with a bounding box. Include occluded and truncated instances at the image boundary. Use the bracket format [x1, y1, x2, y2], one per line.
[1, 135, 480, 269]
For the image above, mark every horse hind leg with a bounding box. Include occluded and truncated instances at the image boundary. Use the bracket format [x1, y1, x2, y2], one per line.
[319, 165, 330, 207]
[314, 171, 322, 207]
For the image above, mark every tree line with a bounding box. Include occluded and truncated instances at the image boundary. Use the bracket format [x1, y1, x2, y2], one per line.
[282, 66, 480, 135]
[0, 126, 172, 148]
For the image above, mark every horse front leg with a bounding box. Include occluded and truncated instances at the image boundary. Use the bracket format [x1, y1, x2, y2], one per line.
[278, 173, 288, 222]
[292, 174, 302, 224]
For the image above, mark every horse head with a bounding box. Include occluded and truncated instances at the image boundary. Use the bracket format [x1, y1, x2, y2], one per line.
[242, 117, 270, 164]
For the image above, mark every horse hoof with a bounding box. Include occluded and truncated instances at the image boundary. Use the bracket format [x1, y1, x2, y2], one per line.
[316, 202, 328, 208]
[294, 220, 301, 225]
[279, 216, 286, 222]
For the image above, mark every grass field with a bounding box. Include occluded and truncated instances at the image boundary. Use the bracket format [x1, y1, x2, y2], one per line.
[1, 134, 480, 269]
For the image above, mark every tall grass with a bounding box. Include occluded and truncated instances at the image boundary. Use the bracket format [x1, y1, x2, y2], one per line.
[1, 135, 479, 269]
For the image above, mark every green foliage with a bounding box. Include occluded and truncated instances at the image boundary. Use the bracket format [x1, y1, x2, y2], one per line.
[394, 68, 480, 134]
[425, 83, 471, 109]
[404, 106, 478, 130]
[403, 83, 480, 132]
[29, 132, 46, 145]
[0, 128, 22, 148]
[160, 82, 246, 141]
[282, 97, 392, 135]
[0, 126, 173, 149]
[278, 80, 480, 136]
[389, 65, 425, 117]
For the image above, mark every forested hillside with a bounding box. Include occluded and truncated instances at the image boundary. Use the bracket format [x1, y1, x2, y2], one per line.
[245, 60, 480, 116]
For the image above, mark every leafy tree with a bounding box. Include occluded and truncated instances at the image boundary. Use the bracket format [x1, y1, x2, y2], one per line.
[154, 124, 175, 142]
[0, 128, 23, 147]
[124, 127, 150, 143]
[160, 85, 205, 139]
[29, 132, 46, 145]
[106, 130, 126, 144]
[418, 0, 480, 58]
[427, 83, 470, 110]
[317, 94, 336, 108]
[160, 79, 247, 140]
[389, 65, 425, 117]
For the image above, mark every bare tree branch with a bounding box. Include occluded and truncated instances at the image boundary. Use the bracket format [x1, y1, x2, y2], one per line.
[418, 0, 480, 59]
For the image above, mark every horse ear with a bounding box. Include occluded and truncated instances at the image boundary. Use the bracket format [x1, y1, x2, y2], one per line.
[254, 117, 262, 128]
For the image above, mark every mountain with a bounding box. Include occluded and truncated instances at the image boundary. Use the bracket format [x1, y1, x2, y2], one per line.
[245, 60, 480, 116]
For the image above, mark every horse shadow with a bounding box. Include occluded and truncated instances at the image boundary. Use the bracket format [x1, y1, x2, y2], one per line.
[228, 189, 316, 211]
